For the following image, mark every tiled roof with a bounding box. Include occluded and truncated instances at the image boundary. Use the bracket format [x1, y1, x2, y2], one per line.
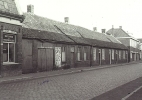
[0, 0, 24, 22]
[22, 28, 74, 43]
[0, 0, 19, 15]
[22, 13, 127, 49]
[106, 28, 131, 37]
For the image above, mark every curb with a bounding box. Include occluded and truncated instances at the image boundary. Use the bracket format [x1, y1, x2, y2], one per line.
[0, 62, 142, 84]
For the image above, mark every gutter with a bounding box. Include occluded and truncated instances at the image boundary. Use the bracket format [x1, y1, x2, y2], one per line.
[0, 11, 25, 22]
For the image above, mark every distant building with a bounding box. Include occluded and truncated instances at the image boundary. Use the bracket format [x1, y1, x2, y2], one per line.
[137, 38, 142, 60]
[107, 26, 141, 62]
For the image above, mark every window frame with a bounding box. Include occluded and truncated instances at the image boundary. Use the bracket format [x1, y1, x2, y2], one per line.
[102, 49, 105, 60]
[83, 47, 88, 61]
[61, 46, 66, 62]
[123, 51, 126, 59]
[119, 50, 121, 59]
[3, 42, 16, 63]
[112, 49, 114, 60]
[77, 47, 81, 61]
[3, 33, 16, 63]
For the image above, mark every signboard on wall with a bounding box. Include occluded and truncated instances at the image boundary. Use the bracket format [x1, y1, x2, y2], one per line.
[3, 34, 15, 42]
[55, 47, 61, 67]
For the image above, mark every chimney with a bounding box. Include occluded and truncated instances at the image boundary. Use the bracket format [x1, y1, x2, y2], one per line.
[102, 29, 106, 33]
[93, 27, 97, 32]
[27, 5, 34, 13]
[119, 26, 122, 29]
[64, 17, 69, 24]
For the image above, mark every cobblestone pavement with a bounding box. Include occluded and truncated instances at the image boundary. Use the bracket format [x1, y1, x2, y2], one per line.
[0, 63, 142, 100]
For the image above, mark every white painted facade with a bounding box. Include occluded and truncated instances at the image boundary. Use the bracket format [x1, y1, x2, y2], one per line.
[130, 38, 139, 48]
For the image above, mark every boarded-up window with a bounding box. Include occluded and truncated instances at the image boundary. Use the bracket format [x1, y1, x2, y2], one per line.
[112, 49, 114, 60]
[102, 49, 105, 60]
[123, 51, 125, 59]
[62, 47, 66, 62]
[93, 48, 96, 61]
[119, 50, 121, 59]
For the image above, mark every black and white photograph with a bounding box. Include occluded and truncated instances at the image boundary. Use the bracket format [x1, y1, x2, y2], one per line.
[0, 0, 142, 100]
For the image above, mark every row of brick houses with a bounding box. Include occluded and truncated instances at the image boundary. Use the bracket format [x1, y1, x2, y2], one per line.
[21, 12, 128, 74]
[0, 1, 141, 77]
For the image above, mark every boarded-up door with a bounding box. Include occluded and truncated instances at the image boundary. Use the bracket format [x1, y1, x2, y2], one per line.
[38, 48, 53, 72]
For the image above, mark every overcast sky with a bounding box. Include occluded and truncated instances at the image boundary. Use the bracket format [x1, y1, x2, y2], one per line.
[19, 0, 142, 38]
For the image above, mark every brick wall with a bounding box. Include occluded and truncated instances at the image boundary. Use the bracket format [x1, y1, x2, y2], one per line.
[0, 22, 22, 77]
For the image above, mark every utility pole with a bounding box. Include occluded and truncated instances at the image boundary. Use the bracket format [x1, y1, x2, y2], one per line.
[0, 25, 3, 76]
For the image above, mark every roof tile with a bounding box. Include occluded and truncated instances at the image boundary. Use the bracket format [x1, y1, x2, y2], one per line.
[0, 0, 18, 15]
[107, 28, 131, 37]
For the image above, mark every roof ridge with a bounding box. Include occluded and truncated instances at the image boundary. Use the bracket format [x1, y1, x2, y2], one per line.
[23, 12, 101, 34]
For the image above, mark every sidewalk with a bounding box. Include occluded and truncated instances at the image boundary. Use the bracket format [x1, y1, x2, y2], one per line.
[0, 61, 142, 84]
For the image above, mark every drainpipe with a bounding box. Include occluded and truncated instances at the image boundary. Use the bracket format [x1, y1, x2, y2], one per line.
[0, 25, 4, 76]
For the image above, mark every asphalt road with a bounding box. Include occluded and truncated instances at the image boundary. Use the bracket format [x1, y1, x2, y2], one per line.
[0, 63, 142, 100]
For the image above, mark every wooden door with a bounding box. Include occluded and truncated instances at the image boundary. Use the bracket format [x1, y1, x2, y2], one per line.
[38, 48, 53, 72]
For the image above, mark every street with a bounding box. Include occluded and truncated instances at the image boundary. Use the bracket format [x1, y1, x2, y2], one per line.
[0, 63, 142, 100]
